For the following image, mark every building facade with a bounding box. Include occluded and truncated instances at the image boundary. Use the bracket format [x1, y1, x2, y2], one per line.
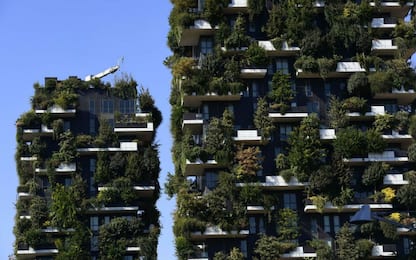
[14, 76, 161, 259]
[167, 0, 416, 259]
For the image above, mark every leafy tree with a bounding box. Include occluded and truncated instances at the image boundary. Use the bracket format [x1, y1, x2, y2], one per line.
[366, 128, 386, 153]
[175, 236, 193, 260]
[373, 114, 395, 133]
[397, 171, 416, 208]
[288, 114, 325, 182]
[99, 217, 143, 260]
[309, 165, 334, 194]
[95, 118, 118, 147]
[362, 162, 388, 188]
[203, 0, 228, 26]
[254, 97, 274, 142]
[254, 235, 282, 260]
[268, 71, 293, 113]
[277, 208, 299, 242]
[235, 146, 263, 180]
[309, 239, 334, 260]
[224, 15, 251, 49]
[327, 96, 348, 129]
[347, 72, 370, 97]
[336, 223, 358, 260]
[245, 42, 268, 67]
[333, 127, 367, 158]
[50, 184, 79, 229]
[408, 142, 416, 162]
[409, 115, 416, 138]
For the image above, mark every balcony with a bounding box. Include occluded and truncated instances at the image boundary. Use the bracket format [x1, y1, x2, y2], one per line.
[304, 201, 393, 213]
[261, 176, 307, 190]
[182, 113, 204, 133]
[240, 68, 267, 79]
[35, 104, 76, 117]
[182, 92, 242, 107]
[383, 174, 409, 185]
[371, 39, 398, 55]
[343, 150, 408, 165]
[17, 247, 58, 258]
[371, 18, 397, 30]
[381, 130, 412, 145]
[223, 0, 248, 14]
[269, 107, 308, 122]
[190, 226, 249, 240]
[35, 162, 76, 175]
[86, 206, 139, 214]
[296, 62, 365, 78]
[22, 125, 53, 140]
[320, 129, 336, 140]
[114, 120, 154, 142]
[280, 246, 317, 259]
[20, 156, 37, 161]
[371, 244, 397, 258]
[184, 159, 220, 176]
[373, 88, 416, 105]
[258, 40, 300, 56]
[233, 129, 263, 144]
[98, 185, 155, 197]
[347, 105, 385, 121]
[246, 205, 275, 214]
[17, 186, 33, 200]
[179, 19, 216, 46]
[370, 1, 414, 17]
[77, 141, 138, 155]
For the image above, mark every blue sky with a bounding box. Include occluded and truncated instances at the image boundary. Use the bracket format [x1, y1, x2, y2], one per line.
[0, 1, 175, 259]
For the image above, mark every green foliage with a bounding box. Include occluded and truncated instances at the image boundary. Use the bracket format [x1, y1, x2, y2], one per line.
[239, 184, 262, 205]
[317, 57, 337, 79]
[397, 171, 416, 208]
[99, 217, 143, 260]
[362, 162, 388, 188]
[53, 131, 77, 163]
[96, 177, 136, 205]
[224, 15, 251, 49]
[373, 114, 395, 132]
[268, 71, 293, 113]
[309, 165, 333, 194]
[366, 128, 386, 153]
[355, 239, 374, 260]
[408, 142, 416, 162]
[279, 169, 294, 183]
[309, 195, 328, 213]
[347, 72, 370, 97]
[138, 226, 160, 260]
[113, 73, 138, 99]
[175, 236, 193, 260]
[309, 239, 334, 260]
[17, 111, 41, 127]
[408, 115, 416, 138]
[277, 208, 299, 242]
[95, 118, 118, 147]
[288, 114, 325, 182]
[380, 221, 398, 240]
[50, 184, 80, 229]
[203, 0, 228, 26]
[294, 55, 318, 72]
[328, 96, 348, 129]
[342, 96, 367, 113]
[254, 97, 274, 141]
[336, 223, 359, 260]
[333, 127, 367, 158]
[368, 72, 393, 94]
[245, 42, 268, 67]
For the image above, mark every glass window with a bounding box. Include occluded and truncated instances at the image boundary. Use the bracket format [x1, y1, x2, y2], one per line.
[104, 216, 111, 225]
[205, 172, 218, 189]
[90, 216, 99, 231]
[89, 99, 95, 114]
[404, 237, 411, 255]
[228, 105, 234, 115]
[252, 81, 259, 97]
[91, 236, 98, 251]
[249, 217, 256, 234]
[311, 218, 318, 238]
[123, 257, 133, 260]
[279, 125, 293, 141]
[64, 177, 72, 187]
[200, 37, 213, 55]
[333, 215, 340, 233]
[90, 159, 96, 172]
[276, 59, 289, 74]
[203, 105, 209, 120]
[102, 99, 113, 113]
[307, 102, 319, 113]
[305, 84, 312, 97]
[90, 177, 96, 194]
[323, 215, 331, 233]
[89, 118, 96, 134]
[249, 21, 256, 32]
[259, 217, 265, 233]
[64, 121, 71, 131]
[241, 240, 248, 257]
[253, 102, 257, 112]
[324, 83, 331, 97]
[119, 99, 136, 114]
[283, 193, 297, 210]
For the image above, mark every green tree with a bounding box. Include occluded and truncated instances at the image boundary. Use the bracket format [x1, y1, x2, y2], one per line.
[333, 127, 367, 158]
[268, 71, 293, 113]
[336, 223, 358, 260]
[225, 15, 251, 49]
[327, 96, 348, 129]
[254, 97, 274, 142]
[362, 162, 388, 189]
[235, 146, 263, 180]
[288, 114, 325, 182]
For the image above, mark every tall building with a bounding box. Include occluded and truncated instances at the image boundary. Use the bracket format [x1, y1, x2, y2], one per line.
[167, 0, 416, 259]
[14, 75, 162, 259]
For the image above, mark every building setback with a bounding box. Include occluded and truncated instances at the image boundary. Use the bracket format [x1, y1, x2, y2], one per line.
[167, 0, 416, 259]
[14, 75, 161, 259]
